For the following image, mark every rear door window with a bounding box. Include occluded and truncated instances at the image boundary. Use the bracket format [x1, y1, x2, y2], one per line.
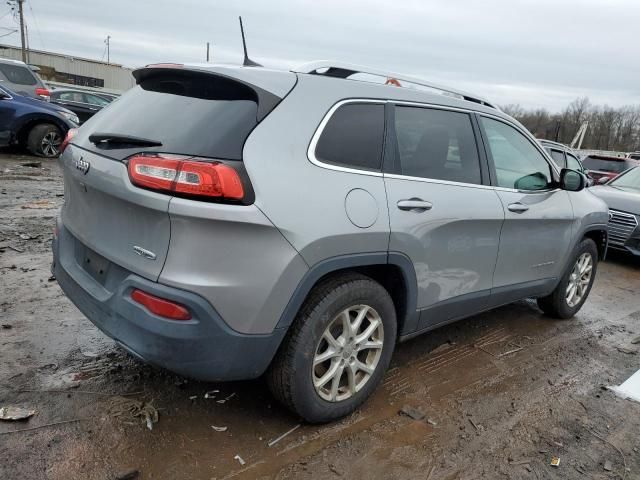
[0, 63, 37, 85]
[76, 71, 261, 161]
[393, 106, 482, 184]
[315, 103, 385, 171]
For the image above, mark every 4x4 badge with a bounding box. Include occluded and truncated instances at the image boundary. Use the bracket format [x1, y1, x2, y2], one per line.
[74, 156, 90, 175]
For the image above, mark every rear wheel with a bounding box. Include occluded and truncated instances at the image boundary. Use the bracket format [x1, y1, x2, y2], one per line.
[27, 123, 63, 157]
[267, 273, 396, 423]
[537, 238, 598, 319]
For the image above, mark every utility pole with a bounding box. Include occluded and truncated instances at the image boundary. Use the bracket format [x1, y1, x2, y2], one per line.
[17, 0, 27, 62]
[105, 35, 111, 64]
[206, 42, 210, 62]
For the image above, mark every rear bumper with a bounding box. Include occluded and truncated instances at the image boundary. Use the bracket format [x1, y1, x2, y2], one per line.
[52, 221, 286, 381]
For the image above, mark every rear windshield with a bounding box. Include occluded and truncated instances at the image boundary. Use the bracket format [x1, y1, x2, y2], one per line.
[0, 63, 37, 85]
[582, 157, 631, 173]
[76, 72, 260, 161]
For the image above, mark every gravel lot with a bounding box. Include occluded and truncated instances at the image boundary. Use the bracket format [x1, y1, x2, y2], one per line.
[1, 150, 639, 480]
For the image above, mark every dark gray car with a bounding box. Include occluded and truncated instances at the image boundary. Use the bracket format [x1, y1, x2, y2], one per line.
[52, 61, 609, 422]
[592, 166, 640, 255]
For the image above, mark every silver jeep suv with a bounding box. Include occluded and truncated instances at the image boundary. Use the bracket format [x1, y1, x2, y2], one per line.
[53, 61, 609, 422]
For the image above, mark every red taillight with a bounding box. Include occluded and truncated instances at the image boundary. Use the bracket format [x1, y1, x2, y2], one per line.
[131, 289, 191, 321]
[128, 154, 244, 200]
[35, 87, 50, 98]
[59, 128, 77, 154]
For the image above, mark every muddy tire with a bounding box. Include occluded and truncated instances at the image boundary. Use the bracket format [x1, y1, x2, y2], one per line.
[537, 238, 598, 319]
[27, 123, 63, 158]
[267, 273, 397, 423]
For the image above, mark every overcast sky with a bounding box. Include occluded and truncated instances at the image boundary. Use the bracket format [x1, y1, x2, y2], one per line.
[1, 0, 638, 111]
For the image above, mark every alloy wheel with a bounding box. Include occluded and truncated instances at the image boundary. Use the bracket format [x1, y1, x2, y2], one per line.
[41, 130, 62, 157]
[566, 252, 593, 308]
[313, 305, 384, 402]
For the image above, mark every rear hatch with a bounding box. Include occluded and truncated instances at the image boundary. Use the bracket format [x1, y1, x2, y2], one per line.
[61, 66, 291, 281]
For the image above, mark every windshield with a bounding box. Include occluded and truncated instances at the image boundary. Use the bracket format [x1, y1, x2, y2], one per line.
[609, 167, 640, 191]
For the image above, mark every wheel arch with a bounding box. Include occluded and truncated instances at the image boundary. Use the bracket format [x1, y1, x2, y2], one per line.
[16, 114, 67, 146]
[275, 252, 419, 337]
[581, 225, 608, 261]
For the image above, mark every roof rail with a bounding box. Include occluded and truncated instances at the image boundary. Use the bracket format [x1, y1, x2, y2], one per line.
[292, 61, 498, 110]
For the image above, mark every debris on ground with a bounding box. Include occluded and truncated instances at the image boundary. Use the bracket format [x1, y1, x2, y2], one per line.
[550, 456, 561, 467]
[108, 397, 158, 431]
[234, 454, 246, 466]
[0, 406, 36, 421]
[115, 469, 139, 480]
[267, 424, 301, 447]
[217, 392, 236, 404]
[616, 346, 637, 355]
[204, 389, 219, 399]
[211, 425, 228, 432]
[1, 324, 12, 329]
[20, 161, 42, 168]
[427, 418, 438, 426]
[399, 405, 426, 421]
[604, 460, 613, 471]
[631, 336, 640, 345]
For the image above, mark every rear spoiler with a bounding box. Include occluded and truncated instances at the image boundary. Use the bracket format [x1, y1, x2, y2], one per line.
[133, 65, 284, 122]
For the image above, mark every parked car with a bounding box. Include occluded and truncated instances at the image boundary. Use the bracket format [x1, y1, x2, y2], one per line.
[49, 88, 112, 124]
[0, 83, 78, 157]
[591, 166, 640, 256]
[93, 92, 119, 103]
[539, 139, 592, 184]
[627, 152, 640, 161]
[0, 57, 50, 100]
[581, 155, 639, 184]
[53, 61, 609, 423]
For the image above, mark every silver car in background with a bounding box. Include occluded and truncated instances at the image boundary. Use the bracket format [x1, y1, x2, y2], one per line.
[53, 61, 609, 422]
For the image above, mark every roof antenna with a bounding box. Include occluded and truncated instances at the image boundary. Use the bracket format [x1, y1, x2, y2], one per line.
[239, 16, 262, 67]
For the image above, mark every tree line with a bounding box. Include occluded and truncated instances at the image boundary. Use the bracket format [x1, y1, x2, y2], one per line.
[501, 97, 640, 153]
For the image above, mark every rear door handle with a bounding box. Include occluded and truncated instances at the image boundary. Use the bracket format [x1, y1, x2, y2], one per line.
[507, 202, 529, 213]
[397, 198, 432, 212]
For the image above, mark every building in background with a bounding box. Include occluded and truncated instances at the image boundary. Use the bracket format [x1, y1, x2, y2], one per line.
[0, 43, 135, 93]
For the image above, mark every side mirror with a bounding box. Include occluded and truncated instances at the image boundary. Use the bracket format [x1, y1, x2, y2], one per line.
[560, 168, 585, 192]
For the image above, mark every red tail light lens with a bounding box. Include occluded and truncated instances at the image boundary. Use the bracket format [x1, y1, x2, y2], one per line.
[128, 154, 244, 200]
[35, 87, 50, 98]
[59, 128, 77, 154]
[131, 289, 191, 320]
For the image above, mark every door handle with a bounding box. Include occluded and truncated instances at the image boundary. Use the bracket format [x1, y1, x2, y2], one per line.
[507, 202, 529, 213]
[397, 198, 432, 212]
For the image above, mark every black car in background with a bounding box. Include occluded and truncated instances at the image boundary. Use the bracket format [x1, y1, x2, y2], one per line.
[49, 88, 116, 124]
[591, 166, 640, 256]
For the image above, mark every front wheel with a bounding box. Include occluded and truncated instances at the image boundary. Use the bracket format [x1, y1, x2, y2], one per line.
[267, 273, 397, 423]
[537, 238, 598, 319]
[27, 123, 63, 157]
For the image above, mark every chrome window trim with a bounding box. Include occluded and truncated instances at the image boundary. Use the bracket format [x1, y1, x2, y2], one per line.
[307, 98, 386, 178]
[307, 98, 562, 195]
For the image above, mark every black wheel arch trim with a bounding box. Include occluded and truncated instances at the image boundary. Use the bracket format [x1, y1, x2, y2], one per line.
[274, 251, 419, 336]
[16, 114, 70, 143]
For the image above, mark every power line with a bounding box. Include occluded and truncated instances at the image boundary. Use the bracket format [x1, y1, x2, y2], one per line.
[27, 1, 45, 50]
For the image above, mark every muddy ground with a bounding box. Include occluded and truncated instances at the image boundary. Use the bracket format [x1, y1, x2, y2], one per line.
[1, 150, 639, 480]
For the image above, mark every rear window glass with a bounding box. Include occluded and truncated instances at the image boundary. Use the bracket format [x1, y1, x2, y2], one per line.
[0, 63, 37, 85]
[315, 103, 385, 171]
[77, 72, 260, 161]
[582, 157, 631, 174]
